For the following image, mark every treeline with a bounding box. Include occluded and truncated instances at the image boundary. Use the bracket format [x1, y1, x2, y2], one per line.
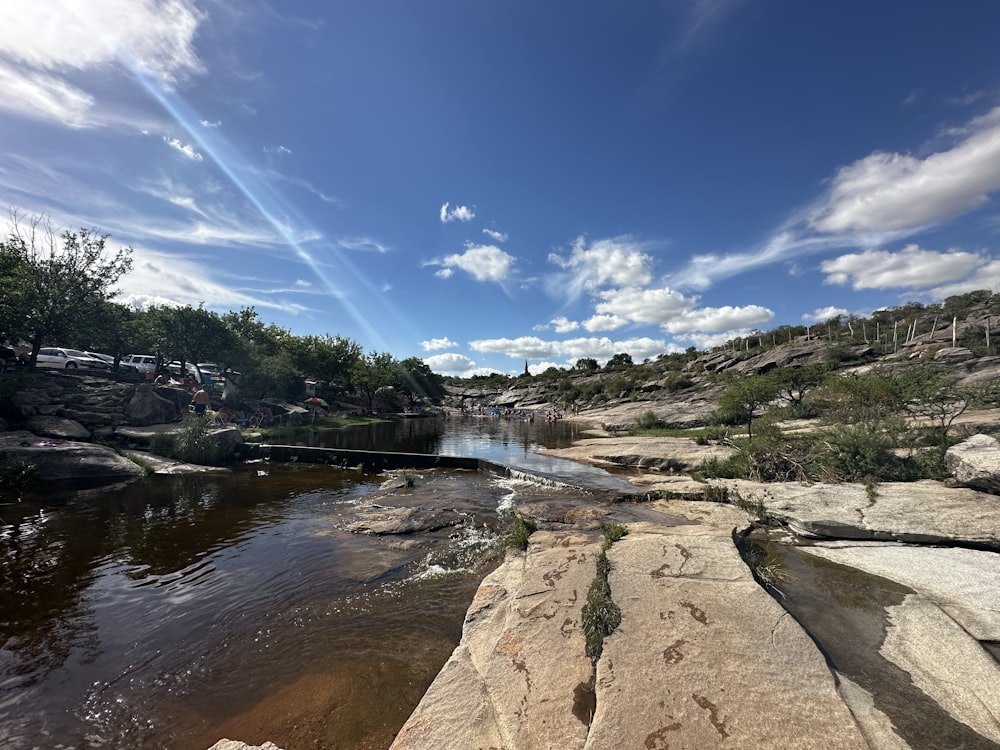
[0, 214, 445, 408]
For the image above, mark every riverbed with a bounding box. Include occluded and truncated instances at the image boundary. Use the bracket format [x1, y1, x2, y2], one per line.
[0, 417, 603, 749]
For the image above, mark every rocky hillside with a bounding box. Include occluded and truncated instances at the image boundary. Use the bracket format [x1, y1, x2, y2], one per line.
[447, 313, 1000, 432]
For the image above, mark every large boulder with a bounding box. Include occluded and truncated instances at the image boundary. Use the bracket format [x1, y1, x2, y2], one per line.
[24, 414, 91, 440]
[944, 433, 1000, 494]
[125, 384, 180, 425]
[0, 430, 144, 480]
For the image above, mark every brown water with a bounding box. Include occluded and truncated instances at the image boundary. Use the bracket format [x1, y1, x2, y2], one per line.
[0, 463, 525, 749]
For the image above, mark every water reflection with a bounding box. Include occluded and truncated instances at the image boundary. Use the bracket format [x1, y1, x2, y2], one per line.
[1, 463, 520, 749]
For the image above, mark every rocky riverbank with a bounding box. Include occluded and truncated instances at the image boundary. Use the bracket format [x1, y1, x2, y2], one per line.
[389, 432, 1000, 749]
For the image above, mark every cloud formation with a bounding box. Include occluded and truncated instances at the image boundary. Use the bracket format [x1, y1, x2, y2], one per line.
[483, 228, 508, 242]
[811, 106, 1000, 234]
[164, 136, 203, 161]
[438, 244, 514, 282]
[440, 202, 475, 223]
[802, 306, 849, 324]
[821, 244, 984, 290]
[469, 335, 671, 364]
[421, 337, 458, 351]
[548, 236, 653, 300]
[0, 0, 204, 125]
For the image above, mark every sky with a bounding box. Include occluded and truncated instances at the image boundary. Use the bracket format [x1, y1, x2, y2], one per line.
[2, 1, 1000, 376]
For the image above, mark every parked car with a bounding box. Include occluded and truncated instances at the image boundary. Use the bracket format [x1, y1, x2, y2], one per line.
[121, 354, 159, 374]
[35, 347, 111, 370]
[84, 351, 138, 373]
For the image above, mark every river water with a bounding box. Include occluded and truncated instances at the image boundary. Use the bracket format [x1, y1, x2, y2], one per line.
[0, 417, 606, 750]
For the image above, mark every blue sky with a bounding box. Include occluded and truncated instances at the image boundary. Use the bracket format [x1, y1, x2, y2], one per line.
[2, 1, 1000, 376]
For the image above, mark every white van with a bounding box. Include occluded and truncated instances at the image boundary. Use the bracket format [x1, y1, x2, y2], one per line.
[121, 354, 159, 374]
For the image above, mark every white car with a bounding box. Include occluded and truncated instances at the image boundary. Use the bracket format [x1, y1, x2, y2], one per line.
[36, 347, 110, 370]
[84, 351, 138, 373]
[121, 354, 159, 374]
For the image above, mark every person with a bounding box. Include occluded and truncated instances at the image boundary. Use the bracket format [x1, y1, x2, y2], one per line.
[191, 384, 211, 416]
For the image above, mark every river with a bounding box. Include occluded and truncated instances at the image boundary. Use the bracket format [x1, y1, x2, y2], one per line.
[0, 416, 606, 749]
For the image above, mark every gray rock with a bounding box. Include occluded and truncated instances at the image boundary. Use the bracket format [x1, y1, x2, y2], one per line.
[207, 741, 284, 750]
[24, 415, 91, 440]
[945, 433, 1000, 494]
[584, 504, 867, 750]
[721, 478, 1000, 549]
[0, 430, 144, 481]
[540, 435, 734, 473]
[125, 384, 180, 425]
[390, 530, 600, 750]
[934, 346, 974, 361]
[343, 506, 465, 535]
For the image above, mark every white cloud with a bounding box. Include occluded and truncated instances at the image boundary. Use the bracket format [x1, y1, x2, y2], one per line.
[802, 306, 849, 324]
[338, 237, 387, 253]
[672, 330, 753, 349]
[424, 352, 478, 375]
[583, 314, 627, 332]
[927, 259, 1000, 299]
[0, 0, 203, 127]
[440, 202, 475, 223]
[264, 145, 292, 155]
[421, 337, 458, 351]
[0, 0, 203, 83]
[483, 228, 508, 242]
[0, 63, 96, 127]
[439, 244, 514, 282]
[435, 267, 454, 279]
[164, 136, 203, 161]
[200, 119, 221, 128]
[528, 361, 570, 375]
[594, 286, 691, 325]
[469, 335, 670, 363]
[294, 279, 312, 288]
[663, 305, 774, 333]
[821, 244, 984, 290]
[549, 316, 580, 333]
[548, 236, 653, 300]
[810, 106, 1000, 234]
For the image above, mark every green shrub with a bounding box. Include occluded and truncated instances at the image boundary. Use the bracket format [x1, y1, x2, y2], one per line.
[149, 418, 227, 465]
[636, 410, 660, 429]
[505, 514, 537, 551]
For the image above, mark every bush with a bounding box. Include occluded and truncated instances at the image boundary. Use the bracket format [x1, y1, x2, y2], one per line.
[505, 514, 537, 551]
[149, 418, 227, 465]
[636, 410, 660, 429]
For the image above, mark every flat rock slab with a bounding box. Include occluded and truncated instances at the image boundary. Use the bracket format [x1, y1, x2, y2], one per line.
[0, 430, 144, 481]
[584, 502, 867, 750]
[539, 435, 734, 472]
[800, 542, 1000, 641]
[721, 478, 1000, 548]
[342, 505, 466, 535]
[123, 450, 232, 475]
[390, 530, 601, 750]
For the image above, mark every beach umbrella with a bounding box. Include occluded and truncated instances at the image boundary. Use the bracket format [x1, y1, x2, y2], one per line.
[304, 397, 328, 407]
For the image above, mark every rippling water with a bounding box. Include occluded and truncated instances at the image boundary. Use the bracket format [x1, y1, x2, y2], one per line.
[0, 418, 603, 749]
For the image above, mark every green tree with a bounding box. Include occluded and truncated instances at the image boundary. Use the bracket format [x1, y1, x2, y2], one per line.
[713, 373, 780, 439]
[771, 364, 829, 412]
[350, 351, 397, 411]
[394, 357, 447, 409]
[604, 352, 633, 370]
[575, 358, 599, 373]
[0, 214, 132, 367]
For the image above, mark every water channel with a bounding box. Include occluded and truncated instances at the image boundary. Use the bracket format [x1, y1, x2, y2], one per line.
[0, 416, 615, 750]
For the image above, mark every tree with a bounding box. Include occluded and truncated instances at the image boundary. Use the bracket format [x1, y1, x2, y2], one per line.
[771, 364, 829, 411]
[575, 358, 599, 373]
[394, 357, 446, 409]
[146, 305, 241, 379]
[604, 352, 633, 370]
[350, 351, 397, 411]
[714, 373, 780, 439]
[0, 213, 132, 367]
